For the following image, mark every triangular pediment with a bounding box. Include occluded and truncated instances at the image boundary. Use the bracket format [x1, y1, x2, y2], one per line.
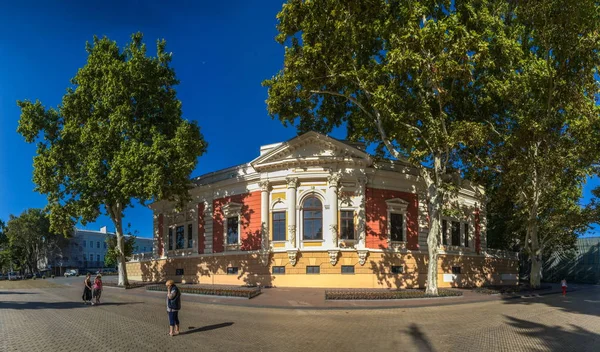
[251, 131, 371, 171]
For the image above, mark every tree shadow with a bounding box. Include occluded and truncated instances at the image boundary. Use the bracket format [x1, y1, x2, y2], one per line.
[0, 291, 38, 295]
[0, 301, 142, 310]
[501, 286, 600, 318]
[406, 323, 436, 352]
[503, 315, 600, 351]
[181, 322, 234, 335]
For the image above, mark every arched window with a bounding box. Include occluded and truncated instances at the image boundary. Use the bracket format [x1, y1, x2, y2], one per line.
[303, 197, 323, 240]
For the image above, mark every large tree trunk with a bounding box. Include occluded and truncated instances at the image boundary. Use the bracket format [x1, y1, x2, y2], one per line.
[110, 204, 129, 287]
[526, 159, 542, 289]
[421, 160, 443, 296]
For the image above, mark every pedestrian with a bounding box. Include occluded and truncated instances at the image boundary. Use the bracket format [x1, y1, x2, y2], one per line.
[92, 274, 103, 305]
[165, 280, 181, 336]
[561, 278, 567, 296]
[82, 273, 92, 304]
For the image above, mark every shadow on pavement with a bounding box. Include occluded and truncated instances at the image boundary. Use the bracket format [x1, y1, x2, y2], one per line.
[182, 322, 234, 335]
[406, 323, 436, 352]
[501, 286, 600, 318]
[0, 301, 143, 310]
[0, 291, 38, 295]
[504, 315, 599, 351]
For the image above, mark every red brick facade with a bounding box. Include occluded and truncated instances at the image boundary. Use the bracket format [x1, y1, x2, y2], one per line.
[365, 187, 419, 250]
[212, 191, 262, 253]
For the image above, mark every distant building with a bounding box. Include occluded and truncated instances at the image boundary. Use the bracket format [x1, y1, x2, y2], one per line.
[543, 237, 600, 284]
[44, 227, 153, 275]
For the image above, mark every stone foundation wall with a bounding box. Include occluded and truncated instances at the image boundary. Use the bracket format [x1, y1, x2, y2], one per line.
[126, 251, 518, 288]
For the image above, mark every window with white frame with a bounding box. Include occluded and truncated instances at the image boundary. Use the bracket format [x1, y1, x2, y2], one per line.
[451, 221, 461, 246]
[385, 198, 408, 243]
[441, 218, 471, 248]
[222, 202, 242, 247]
[302, 196, 323, 240]
[340, 210, 355, 240]
[175, 225, 185, 249]
[464, 222, 469, 247]
[272, 201, 286, 242]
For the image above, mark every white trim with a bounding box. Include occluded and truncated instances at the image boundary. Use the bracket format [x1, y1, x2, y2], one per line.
[299, 193, 326, 244]
[386, 199, 408, 247]
[223, 202, 242, 248]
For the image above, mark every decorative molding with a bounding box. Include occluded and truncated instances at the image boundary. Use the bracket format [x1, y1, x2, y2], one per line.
[327, 172, 342, 188]
[357, 249, 369, 266]
[259, 180, 272, 192]
[287, 249, 299, 266]
[286, 177, 299, 189]
[328, 249, 340, 266]
[385, 198, 409, 212]
[222, 202, 243, 217]
[287, 224, 296, 247]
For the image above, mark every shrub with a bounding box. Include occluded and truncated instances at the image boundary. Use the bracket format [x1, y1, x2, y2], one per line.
[324, 288, 463, 300]
[146, 284, 261, 299]
[32, 277, 37, 280]
[51, 275, 55, 279]
[42, 275, 46, 279]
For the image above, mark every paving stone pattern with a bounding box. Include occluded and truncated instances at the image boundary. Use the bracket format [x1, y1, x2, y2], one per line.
[0, 283, 599, 352]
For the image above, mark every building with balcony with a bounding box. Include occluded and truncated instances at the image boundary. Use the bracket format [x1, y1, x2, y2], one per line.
[126, 132, 518, 288]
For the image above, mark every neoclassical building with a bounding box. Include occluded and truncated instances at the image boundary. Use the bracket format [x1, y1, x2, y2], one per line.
[127, 132, 518, 288]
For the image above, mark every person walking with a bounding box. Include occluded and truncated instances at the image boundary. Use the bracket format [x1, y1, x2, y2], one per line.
[82, 273, 92, 304]
[165, 280, 181, 336]
[92, 274, 103, 305]
[561, 278, 567, 296]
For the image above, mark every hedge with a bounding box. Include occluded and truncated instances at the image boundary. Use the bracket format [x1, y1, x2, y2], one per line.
[473, 285, 553, 295]
[146, 284, 261, 299]
[325, 288, 462, 300]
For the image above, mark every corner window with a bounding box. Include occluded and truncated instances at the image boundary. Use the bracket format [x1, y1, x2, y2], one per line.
[176, 225, 185, 249]
[451, 221, 461, 246]
[306, 266, 320, 274]
[272, 212, 286, 241]
[390, 213, 404, 242]
[226, 217, 239, 245]
[168, 228, 173, 250]
[303, 197, 323, 240]
[340, 210, 355, 240]
[187, 223, 193, 248]
[272, 266, 286, 274]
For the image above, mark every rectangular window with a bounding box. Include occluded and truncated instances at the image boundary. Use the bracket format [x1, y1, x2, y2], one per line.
[340, 211, 355, 240]
[442, 220, 448, 245]
[306, 266, 320, 274]
[188, 223, 193, 248]
[272, 212, 286, 241]
[90, 254, 93, 261]
[168, 228, 173, 250]
[341, 265, 355, 274]
[226, 217, 239, 245]
[96, 254, 100, 262]
[176, 225, 185, 249]
[391, 266, 404, 274]
[451, 221, 461, 246]
[103, 242, 107, 249]
[83, 240, 86, 248]
[227, 267, 238, 275]
[97, 241, 100, 249]
[390, 213, 403, 242]
[143, 247, 146, 252]
[452, 266, 462, 274]
[272, 266, 286, 274]
[303, 210, 323, 240]
[464, 223, 469, 247]
[176, 269, 184, 275]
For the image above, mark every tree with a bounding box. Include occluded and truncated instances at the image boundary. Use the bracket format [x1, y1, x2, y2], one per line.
[4, 209, 64, 274]
[472, 0, 600, 287]
[264, 0, 501, 295]
[104, 234, 136, 269]
[17, 33, 207, 286]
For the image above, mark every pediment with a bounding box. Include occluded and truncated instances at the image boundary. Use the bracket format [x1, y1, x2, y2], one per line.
[385, 198, 409, 212]
[251, 132, 371, 171]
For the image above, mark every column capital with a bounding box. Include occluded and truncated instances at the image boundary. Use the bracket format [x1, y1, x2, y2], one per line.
[285, 177, 299, 189]
[327, 173, 342, 188]
[357, 176, 368, 187]
[259, 180, 272, 192]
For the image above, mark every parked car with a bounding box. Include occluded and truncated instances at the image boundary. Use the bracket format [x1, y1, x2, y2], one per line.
[33, 272, 43, 278]
[8, 272, 22, 280]
[0, 273, 7, 280]
[24, 273, 33, 279]
[64, 269, 78, 277]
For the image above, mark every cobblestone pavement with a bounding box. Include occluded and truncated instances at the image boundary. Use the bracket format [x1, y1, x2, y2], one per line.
[1, 282, 598, 352]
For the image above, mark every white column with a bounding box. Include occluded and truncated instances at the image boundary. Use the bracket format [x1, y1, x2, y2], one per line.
[356, 176, 367, 249]
[327, 173, 341, 248]
[286, 177, 298, 248]
[259, 181, 271, 251]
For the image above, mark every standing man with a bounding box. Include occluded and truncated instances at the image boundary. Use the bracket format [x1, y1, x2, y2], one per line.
[166, 280, 181, 336]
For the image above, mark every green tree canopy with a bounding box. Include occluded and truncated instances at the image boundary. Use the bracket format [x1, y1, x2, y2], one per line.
[104, 234, 136, 269]
[17, 33, 207, 286]
[264, 0, 503, 294]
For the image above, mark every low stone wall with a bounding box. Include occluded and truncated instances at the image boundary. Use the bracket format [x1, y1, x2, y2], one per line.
[126, 250, 518, 289]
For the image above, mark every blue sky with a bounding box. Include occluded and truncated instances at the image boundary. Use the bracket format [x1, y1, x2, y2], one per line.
[0, 1, 597, 239]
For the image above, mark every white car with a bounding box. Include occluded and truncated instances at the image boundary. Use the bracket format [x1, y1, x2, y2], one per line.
[64, 270, 78, 277]
[8, 272, 22, 280]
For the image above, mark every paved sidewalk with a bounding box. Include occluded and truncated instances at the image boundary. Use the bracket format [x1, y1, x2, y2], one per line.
[106, 279, 594, 310]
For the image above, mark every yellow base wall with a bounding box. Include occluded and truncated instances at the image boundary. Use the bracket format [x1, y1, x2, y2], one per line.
[126, 251, 518, 289]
